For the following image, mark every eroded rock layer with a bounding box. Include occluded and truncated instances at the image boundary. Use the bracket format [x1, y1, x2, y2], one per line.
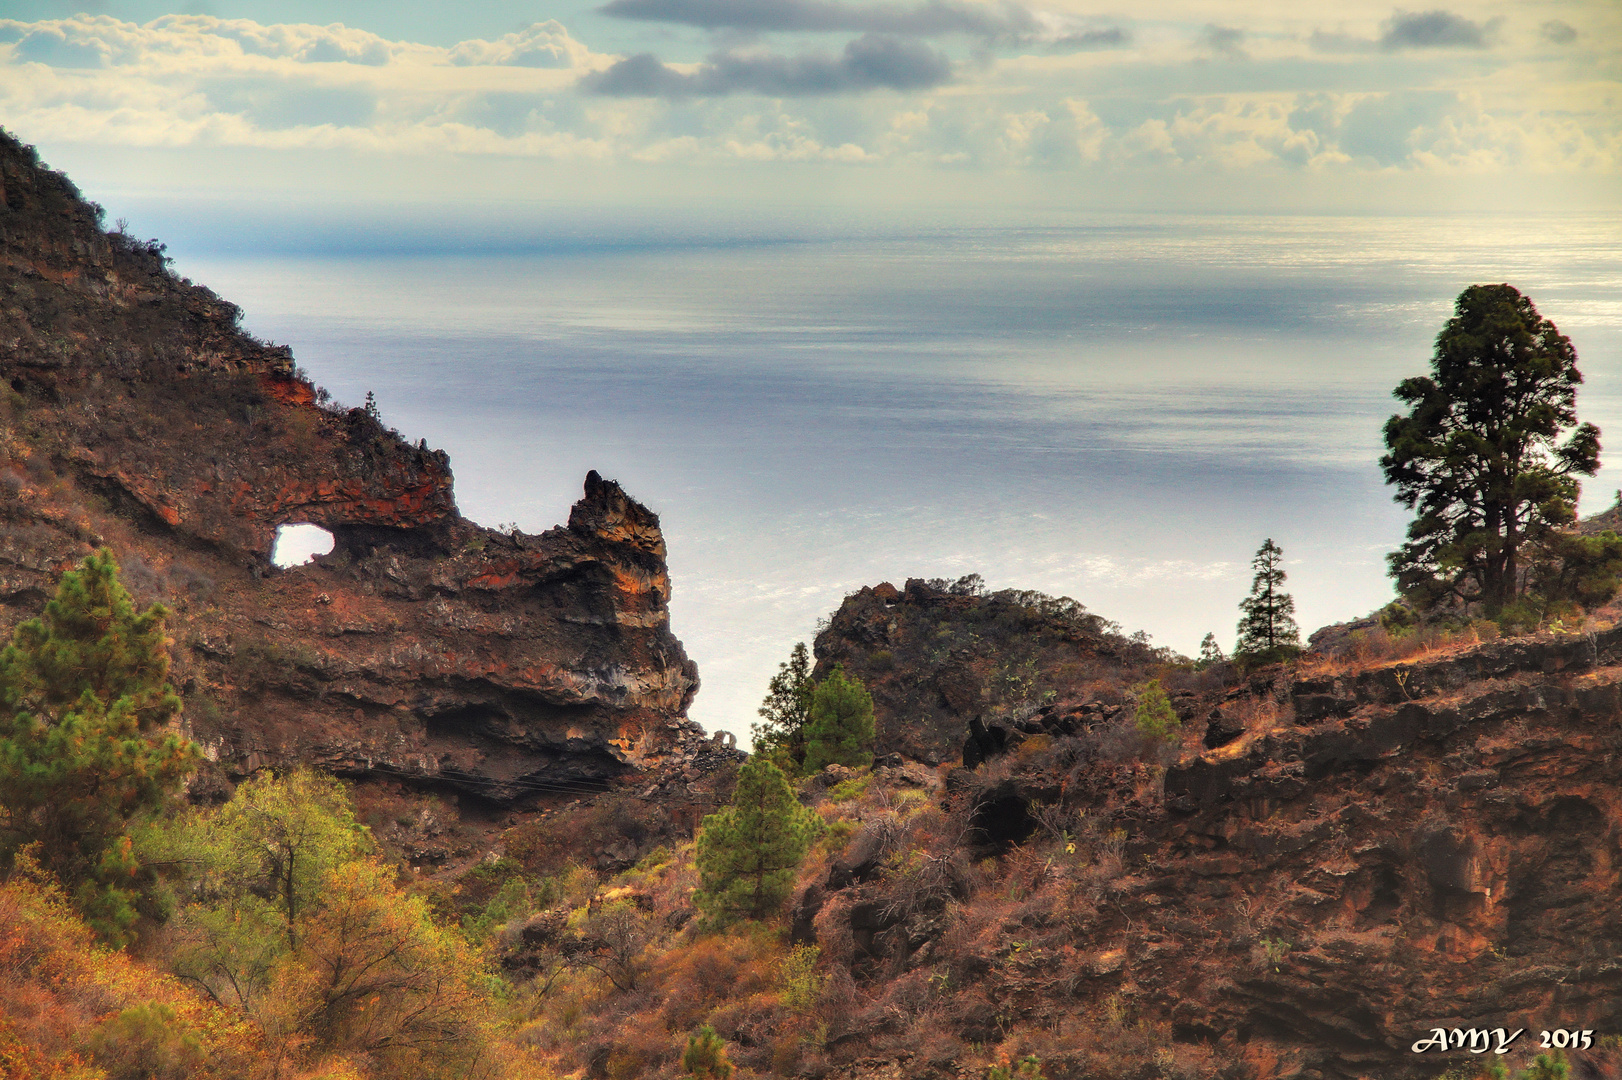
[0, 129, 701, 801]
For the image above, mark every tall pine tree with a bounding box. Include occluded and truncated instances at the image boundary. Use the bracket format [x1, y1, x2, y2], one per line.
[1236, 539, 1300, 661]
[801, 666, 876, 773]
[694, 756, 822, 925]
[751, 641, 812, 772]
[0, 549, 197, 942]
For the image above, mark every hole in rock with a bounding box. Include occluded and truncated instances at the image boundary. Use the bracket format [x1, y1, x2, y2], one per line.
[968, 785, 1037, 852]
[271, 523, 335, 568]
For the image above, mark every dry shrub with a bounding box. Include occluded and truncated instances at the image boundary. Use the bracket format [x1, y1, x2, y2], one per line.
[706, 991, 790, 1069]
[1011, 1012, 1250, 1080]
[1305, 621, 1493, 676]
[874, 968, 938, 1025]
[0, 876, 260, 1079]
[654, 932, 780, 1032]
[597, 1022, 678, 1079]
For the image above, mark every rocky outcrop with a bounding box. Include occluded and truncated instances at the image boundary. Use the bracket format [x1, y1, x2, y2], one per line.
[813, 578, 1166, 763]
[0, 128, 701, 802]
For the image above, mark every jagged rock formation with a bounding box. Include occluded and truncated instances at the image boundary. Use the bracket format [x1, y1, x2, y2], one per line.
[813, 577, 1171, 764]
[0, 128, 701, 802]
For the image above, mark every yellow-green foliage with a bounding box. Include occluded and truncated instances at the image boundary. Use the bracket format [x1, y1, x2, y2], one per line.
[815, 818, 856, 855]
[826, 774, 872, 803]
[777, 945, 824, 1012]
[987, 1054, 1046, 1080]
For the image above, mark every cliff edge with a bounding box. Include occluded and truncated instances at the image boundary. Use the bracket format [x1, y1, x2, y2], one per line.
[0, 129, 702, 803]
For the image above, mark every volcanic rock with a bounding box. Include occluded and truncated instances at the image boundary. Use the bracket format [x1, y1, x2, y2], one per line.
[0, 128, 701, 803]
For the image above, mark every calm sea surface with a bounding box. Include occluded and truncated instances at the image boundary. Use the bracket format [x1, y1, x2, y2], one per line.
[176, 213, 1622, 739]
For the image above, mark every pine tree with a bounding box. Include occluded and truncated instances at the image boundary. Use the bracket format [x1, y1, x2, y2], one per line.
[1382, 285, 1600, 614]
[801, 666, 876, 773]
[751, 641, 812, 771]
[681, 1025, 734, 1079]
[1196, 632, 1225, 668]
[0, 549, 198, 942]
[694, 756, 822, 925]
[1235, 539, 1300, 661]
[1133, 679, 1180, 742]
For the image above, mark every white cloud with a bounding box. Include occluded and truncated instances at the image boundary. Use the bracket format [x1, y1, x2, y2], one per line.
[447, 22, 590, 69]
[0, 9, 1611, 183]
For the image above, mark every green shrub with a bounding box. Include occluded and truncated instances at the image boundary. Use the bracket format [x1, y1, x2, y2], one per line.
[778, 944, 825, 1012]
[87, 1003, 205, 1080]
[987, 1054, 1046, 1080]
[1132, 679, 1180, 743]
[682, 1025, 734, 1079]
[827, 775, 872, 803]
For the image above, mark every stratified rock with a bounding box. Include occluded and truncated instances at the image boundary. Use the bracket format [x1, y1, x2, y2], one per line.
[0, 128, 699, 801]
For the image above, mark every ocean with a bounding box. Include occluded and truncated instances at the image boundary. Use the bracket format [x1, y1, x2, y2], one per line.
[172, 211, 1622, 740]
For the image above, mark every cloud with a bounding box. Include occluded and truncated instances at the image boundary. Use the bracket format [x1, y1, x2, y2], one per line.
[1050, 27, 1129, 51]
[448, 22, 589, 68]
[1199, 24, 1247, 59]
[584, 33, 952, 96]
[202, 76, 376, 129]
[1539, 20, 1577, 46]
[0, 11, 1612, 179]
[1334, 90, 1455, 164]
[1308, 30, 1372, 54]
[0, 14, 406, 68]
[1378, 10, 1495, 50]
[12, 25, 112, 67]
[597, 0, 1036, 39]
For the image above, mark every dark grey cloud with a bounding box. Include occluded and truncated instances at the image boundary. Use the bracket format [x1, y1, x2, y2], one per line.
[584, 33, 951, 96]
[1199, 24, 1246, 59]
[1378, 10, 1494, 50]
[1540, 19, 1577, 45]
[1052, 27, 1130, 51]
[598, 0, 1036, 39]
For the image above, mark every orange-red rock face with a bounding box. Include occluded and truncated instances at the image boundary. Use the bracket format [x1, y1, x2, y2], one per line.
[0, 128, 701, 802]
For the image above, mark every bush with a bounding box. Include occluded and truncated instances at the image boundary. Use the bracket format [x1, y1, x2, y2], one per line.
[682, 1024, 734, 1079]
[778, 945, 824, 1012]
[987, 1054, 1046, 1080]
[87, 1003, 205, 1080]
[1132, 679, 1180, 743]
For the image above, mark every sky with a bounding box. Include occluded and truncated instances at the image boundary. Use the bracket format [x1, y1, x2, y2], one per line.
[0, 0, 1616, 218]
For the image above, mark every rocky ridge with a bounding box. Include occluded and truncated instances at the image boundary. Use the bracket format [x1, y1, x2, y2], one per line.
[810, 586, 1622, 1079]
[0, 128, 704, 805]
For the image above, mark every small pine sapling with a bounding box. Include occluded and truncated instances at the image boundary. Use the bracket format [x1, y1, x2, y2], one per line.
[682, 1025, 734, 1079]
[1133, 679, 1180, 743]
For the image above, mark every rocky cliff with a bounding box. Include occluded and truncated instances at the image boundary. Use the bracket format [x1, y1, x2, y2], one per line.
[0, 128, 703, 805]
[812, 577, 1172, 764]
[809, 579, 1622, 1079]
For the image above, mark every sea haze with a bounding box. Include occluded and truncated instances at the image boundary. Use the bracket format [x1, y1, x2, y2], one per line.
[170, 211, 1622, 741]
